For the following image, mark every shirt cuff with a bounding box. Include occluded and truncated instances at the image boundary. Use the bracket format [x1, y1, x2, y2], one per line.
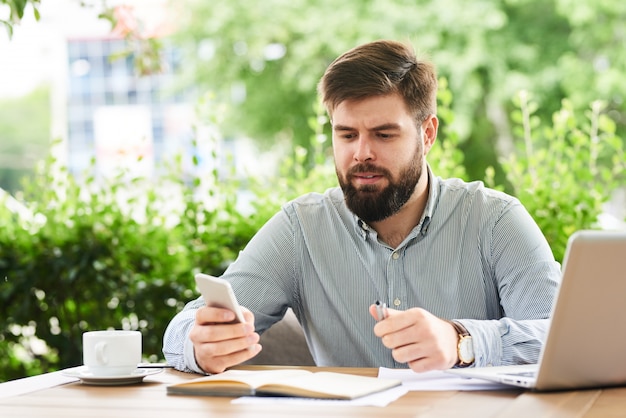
[456, 319, 503, 367]
[183, 333, 210, 375]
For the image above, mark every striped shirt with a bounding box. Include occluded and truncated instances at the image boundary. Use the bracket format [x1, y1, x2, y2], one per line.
[163, 168, 561, 373]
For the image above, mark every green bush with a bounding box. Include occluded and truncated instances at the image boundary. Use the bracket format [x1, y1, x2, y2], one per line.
[496, 92, 625, 262]
[0, 124, 338, 382]
[0, 154, 240, 380]
[0, 86, 622, 382]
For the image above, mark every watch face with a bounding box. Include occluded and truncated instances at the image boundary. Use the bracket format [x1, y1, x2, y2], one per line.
[459, 336, 475, 363]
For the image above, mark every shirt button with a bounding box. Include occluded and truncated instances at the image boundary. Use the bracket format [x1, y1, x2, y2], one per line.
[392, 252, 399, 260]
[393, 298, 401, 307]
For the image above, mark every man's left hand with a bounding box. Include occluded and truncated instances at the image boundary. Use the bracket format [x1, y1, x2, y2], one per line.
[370, 305, 459, 372]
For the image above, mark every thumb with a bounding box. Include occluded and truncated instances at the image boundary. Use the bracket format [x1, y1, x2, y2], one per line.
[369, 303, 390, 321]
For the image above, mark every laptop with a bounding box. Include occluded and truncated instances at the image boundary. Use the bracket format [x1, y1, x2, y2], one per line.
[447, 229, 626, 391]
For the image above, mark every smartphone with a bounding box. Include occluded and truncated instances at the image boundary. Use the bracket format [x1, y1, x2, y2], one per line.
[194, 273, 246, 323]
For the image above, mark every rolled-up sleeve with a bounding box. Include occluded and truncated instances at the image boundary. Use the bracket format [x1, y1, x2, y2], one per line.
[163, 298, 206, 373]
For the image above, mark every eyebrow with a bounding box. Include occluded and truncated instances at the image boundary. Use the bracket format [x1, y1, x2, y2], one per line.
[332, 123, 401, 132]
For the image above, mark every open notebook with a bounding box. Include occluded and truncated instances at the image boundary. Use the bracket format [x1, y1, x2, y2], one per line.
[447, 230, 626, 391]
[167, 369, 401, 399]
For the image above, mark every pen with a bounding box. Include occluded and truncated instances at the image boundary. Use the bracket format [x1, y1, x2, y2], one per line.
[137, 363, 174, 368]
[375, 300, 388, 321]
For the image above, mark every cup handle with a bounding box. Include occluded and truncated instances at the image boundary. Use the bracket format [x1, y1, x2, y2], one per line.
[95, 341, 108, 365]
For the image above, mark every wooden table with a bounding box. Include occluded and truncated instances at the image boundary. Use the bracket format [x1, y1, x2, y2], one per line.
[0, 365, 624, 417]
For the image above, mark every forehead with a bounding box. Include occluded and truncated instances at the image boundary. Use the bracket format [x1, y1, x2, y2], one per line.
[331, 93, 413, 127]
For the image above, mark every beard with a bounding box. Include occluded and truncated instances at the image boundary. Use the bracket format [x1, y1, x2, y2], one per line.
[337, 152, 423, 223]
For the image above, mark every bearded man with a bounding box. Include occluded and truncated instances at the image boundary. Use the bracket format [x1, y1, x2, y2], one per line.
[163, 40, 560, 375]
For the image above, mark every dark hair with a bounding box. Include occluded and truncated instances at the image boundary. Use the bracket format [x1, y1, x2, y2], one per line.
[318, 40, 437, 124]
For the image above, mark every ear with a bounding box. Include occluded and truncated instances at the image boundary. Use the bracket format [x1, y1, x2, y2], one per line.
[421, 114, 438, 155]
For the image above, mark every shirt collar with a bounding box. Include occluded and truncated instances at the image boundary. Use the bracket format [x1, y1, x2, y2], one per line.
[420, 164, 438, 236]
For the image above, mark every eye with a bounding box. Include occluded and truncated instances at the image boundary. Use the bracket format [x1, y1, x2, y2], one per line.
[337, 132, 357, 141]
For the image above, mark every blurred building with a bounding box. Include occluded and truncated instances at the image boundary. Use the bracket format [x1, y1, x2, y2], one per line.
[6, 1, 280, 192]
[64, 35, 194, 178]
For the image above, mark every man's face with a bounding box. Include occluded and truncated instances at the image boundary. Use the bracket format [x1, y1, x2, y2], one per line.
[331, 93, 427, 223]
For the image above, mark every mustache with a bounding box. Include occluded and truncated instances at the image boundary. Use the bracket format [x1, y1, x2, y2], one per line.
[347, 163, 391, 178]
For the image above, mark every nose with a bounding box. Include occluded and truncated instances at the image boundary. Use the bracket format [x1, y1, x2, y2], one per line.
[353, 137, 374, 162]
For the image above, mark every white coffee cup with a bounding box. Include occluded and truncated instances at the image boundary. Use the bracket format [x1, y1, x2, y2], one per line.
[83, 330, 141, 376]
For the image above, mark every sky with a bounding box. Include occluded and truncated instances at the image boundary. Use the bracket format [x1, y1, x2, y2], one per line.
[0, 0, 162, 99]
[0, 1, 112, 98]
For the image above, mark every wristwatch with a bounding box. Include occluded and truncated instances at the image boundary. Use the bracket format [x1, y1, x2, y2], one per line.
[450, 320, 474, 367]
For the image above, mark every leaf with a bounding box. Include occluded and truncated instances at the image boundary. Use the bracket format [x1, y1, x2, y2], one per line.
[598, 114, 616, 134]
[0, 20, 14, 38]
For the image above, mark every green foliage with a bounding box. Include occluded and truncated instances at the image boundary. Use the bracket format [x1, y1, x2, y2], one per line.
[1, 0, 623, 385]
[0, 87, 51, 194]
[172, 0, 626, 181]
[0, 0, 40, 38]
[97, 5, 167, 76]
[0, 123, 336, 382]
[497, 92, 625, 262]
[429, 78, 468, 180]
[0, 82, 462, 381]
[0, 80, 622, 382]
[0, 155, 190, 380]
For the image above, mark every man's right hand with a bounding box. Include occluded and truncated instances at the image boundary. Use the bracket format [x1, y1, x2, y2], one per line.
[189, 306, 262, 374]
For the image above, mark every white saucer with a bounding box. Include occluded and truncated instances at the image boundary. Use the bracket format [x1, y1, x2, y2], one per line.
[62, 367, 162, 386]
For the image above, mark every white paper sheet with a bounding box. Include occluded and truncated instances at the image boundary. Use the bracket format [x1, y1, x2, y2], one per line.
[231, 385, 409, 407]
[378, 367, 510, 391]
[230, 367, 512, 407]
[0, 370, 79, 399]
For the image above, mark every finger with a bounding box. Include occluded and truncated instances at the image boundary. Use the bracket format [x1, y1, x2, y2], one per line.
[191, 322, 261, 374]
[391, 341, 446, 372]
[372, 307, 404, 337]
[196, 306, 238, 324]
[193, 325, 260, 356]
[192, 319, 256, 345]
[241, 307, 255, 324]
[407, 356, 437, 373]
[197, 343, 263, 374]
[380, 322, 425, 349]
[390, 333, 456, 371]
[406, 350, 454, 373]
[368, 304, 383, 321]
[390, 340, 425, 364]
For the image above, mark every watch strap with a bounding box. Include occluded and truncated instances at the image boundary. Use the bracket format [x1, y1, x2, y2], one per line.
[449, 320, 474, 367]
[449, 320, 470, 337]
